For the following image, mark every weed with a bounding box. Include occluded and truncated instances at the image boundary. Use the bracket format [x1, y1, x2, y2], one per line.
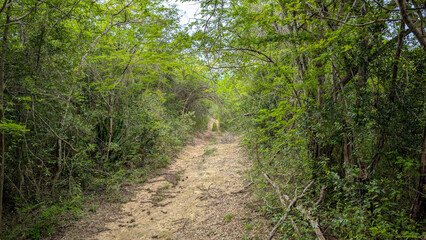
[224, 213, 235, 222]
[203, 147, 217, 156]
[89, 203, 98, 213]
[242, 215, 253, 222]
[175, 169, 184, 181]
[244, 222, 255, 230]
[161, 183, 170, 190]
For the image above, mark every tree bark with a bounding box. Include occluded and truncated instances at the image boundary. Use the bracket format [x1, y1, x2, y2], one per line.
[343, 134, 354, 179]
[51, 139, 62, 193]
[410, 126, 426, 221]
[390, 20, 406, 102]
[395, 0, 426, 52]
[0, 8, 10, 233]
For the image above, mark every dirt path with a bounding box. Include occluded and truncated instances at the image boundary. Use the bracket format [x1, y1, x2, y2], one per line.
[61, 131, 267, 240]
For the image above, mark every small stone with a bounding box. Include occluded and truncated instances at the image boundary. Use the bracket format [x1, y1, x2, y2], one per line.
[161, 209, 167, 214]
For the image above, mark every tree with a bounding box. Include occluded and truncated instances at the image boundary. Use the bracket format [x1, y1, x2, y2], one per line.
[196, 0, 425, 237]
[0, 0, 216, 237]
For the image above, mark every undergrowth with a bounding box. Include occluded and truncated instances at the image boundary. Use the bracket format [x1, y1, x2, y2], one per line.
[2, 112, 200, 240]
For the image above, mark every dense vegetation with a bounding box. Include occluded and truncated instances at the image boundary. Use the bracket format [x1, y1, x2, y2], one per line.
[0, 0, 424, 238]
[200, 0, 425, 238]
[0, 0, 217, 238]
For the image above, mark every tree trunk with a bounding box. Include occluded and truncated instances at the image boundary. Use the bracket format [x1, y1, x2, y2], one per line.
[390, 21, 405, 102]
[0, 9, 10, 233]
[51, 139, 62, 193]
[317, 62, 325, 108]
[105, 97, 114, 161]
[395, 0, 426, 52]
[410, 126, 426, 221]
[343, 134, 354, 179]
[368, 130, 385, 178]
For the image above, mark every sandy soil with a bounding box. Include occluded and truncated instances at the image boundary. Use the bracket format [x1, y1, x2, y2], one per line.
[60, 131, 268, 240]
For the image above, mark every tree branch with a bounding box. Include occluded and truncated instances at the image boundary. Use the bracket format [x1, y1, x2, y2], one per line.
[37, 115, 79, 152]
[9, 2, 42, 22]
[319, 16, 401, 27]
[263, 173, 326, 240]
[0, 0, 8, 15]
[230, 48, 275, 64]
[395, 0, 426, 52]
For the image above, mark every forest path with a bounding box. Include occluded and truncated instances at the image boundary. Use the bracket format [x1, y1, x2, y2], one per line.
[62, 131, 266, 239]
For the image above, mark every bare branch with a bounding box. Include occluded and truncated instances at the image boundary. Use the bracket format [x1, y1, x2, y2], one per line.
[0, 0, 9, 15]
[47, 0, 82, 35]
[9, 2, 43, 22]
[266, 179, 313, 240]
[314, 185, 327, 207]
[78, 2, 140, 69]
[112, 1, 133, 17]
[206, 64, 258, 69]
[296, 205, 326, 240]
[319, 16, 401, 27]
[395, 0, 426, 52]
[263, 173, 290, 205]
[37, 115, 79, 152]
[231, 48, 275, 64]
[263, 173, 327, 240]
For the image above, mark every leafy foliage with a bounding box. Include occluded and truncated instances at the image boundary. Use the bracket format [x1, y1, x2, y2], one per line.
[0, 0, 216, 238]
[1, 0, 425, 238]
[196, 0, 426, 237]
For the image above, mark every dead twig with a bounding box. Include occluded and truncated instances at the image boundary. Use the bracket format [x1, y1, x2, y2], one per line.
[296, 205, 325, 240]
[146, 179, 168, 184]
[289, 216, 302, 237]
[267, 179, 313, 240]
[197, 183, 221, 200]
[263, 173, 326, 240]
[314, 185, 327, 207]
[263, 173, 290, 206]
[196, 201, 220, 208]
[231, 181, 253, 194]
[173, 218, 189, 233]
[154, 201, 171, 207]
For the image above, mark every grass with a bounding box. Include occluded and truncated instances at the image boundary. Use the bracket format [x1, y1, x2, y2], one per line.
[224, 213, 236, 222]
[175, 169, 184, 182]
[154, 196, 164, 201]
[244, 222, 255, 230]
[203, 147, 217, 156]
[161, 183, 170, 190]
[243, 235, 261, 240]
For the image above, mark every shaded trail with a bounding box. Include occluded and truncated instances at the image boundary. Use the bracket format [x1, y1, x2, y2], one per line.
[62, 131, 267, 239]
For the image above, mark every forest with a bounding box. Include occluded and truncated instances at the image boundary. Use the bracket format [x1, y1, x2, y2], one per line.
[0, 0, 424, 239]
